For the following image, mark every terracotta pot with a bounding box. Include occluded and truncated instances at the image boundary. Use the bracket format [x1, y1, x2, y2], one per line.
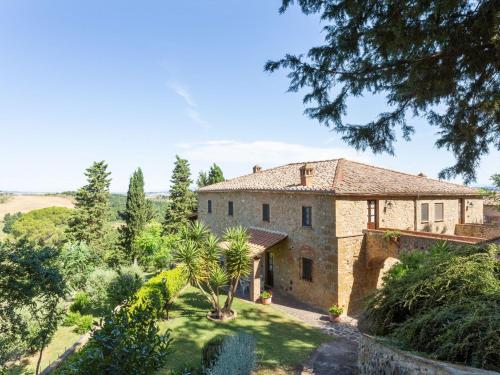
[261, 297, 272, 305]
[329, 313, 341, 323]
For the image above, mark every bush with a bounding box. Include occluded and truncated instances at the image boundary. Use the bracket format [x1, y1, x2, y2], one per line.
[107, 264, 145, 307]
[70, 291, 91, 313]
[129, 266, 187, 318]
[63, 312, 93, 334]
[2, 212, 22, 234]
[201, 336, 225, 370]
[205, 333, 256, 375]
[85, 267, 117, 314]
[59, 242, 99, 291]
[362, 243, 500, 370]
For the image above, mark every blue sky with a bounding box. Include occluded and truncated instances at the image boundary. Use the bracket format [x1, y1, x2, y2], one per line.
[0, 0, 498, 192]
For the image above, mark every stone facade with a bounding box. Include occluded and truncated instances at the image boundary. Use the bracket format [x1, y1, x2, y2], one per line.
[359, 334, 498, 375]
[484, 205, 500, 225]
[198, 192, 484, 312]
[455, 223, 500, 239]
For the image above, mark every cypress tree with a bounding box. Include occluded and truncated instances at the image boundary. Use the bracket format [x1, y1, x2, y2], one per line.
[163, 156, 195, 234]
[67, 161, 111, 249]
[197, 171, 209, 188]
[121, 168, 152, 263]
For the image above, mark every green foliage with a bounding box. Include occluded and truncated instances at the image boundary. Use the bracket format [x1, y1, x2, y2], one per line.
[121, 168, 154, 260]
[0, 241, 65, 371]
[55, 307, 172, 375]
[59, 242, 99, 291]
[107, 264, 145, 307]
[109, 193, 168, 223]
[163, 155, 196, 234]
[62, 312, 93, 334]
[201, 336, 225, 370]
[67, 161, 112, 251]
[2, 212, 22, 234]
[84, 267, 117, 314]
[69, 292, 91, 313]
[205, 333, 256, 375]
[10, 207, 72, 246]
[129, 266, 187, 319]
[363, 243, 500, 370]
[197, 164, 225, 188]
[266, 0, 499, 183]
[133, 221, 175, 270]
[0, 194, 11, 204]
[383, 230, 401, 241]
[260, 290, 271, 299]
[328, 304, 343, 316]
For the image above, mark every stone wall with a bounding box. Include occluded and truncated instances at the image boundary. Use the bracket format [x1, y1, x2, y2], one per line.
[484, 205, 500, 225]
[359, 334, 498, 375]
[455, 223, 500, 239]
[198, 191, 338, 309]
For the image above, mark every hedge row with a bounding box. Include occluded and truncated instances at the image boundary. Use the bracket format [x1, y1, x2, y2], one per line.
[129, 265, 187, 318]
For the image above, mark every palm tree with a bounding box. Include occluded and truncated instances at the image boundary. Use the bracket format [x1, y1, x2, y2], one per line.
[222, 226, 251, 316]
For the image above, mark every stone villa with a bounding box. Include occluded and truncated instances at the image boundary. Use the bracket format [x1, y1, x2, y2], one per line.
[198, 159, 486, 313]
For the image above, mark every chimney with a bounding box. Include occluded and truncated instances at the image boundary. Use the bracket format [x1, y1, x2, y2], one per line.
[417, 172, 427, 177]
[253, 165, 262, 173]
[300, 163, 314, 187]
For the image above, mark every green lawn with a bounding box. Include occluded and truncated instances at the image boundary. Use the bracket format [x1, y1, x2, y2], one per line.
[157, 286, 331, 374]
[6, 326, 83, 375]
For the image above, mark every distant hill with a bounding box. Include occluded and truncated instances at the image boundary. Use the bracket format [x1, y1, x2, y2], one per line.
[0, 194, 74, 221]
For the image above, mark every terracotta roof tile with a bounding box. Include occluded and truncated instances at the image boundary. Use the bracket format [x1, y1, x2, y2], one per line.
[199, 159, 480, 196]
[219, 227, 287, 258]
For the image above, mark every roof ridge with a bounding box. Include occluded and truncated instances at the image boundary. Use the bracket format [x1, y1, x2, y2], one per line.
[332, 158, 343, 191]
[343, 159, 476, 190]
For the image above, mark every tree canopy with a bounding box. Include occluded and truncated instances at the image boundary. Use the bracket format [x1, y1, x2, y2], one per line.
[266, 0, 499, 183]
[68, 161, 112, 249]
[197, 163, 225, 188]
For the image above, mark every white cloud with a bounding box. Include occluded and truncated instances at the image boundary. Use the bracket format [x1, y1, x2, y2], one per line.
[177, 140, 372, 178]
[169, 82, 210, 128]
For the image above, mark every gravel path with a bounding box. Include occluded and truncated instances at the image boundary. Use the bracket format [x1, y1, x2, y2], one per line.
[271, 293, 360, 375]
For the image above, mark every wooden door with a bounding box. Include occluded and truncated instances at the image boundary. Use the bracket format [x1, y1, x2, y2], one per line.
[367, 200, 377, 229]
[459, 198, 465, 224]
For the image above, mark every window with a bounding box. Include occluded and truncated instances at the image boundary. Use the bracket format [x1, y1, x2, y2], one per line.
[208, 200, 212, 214]
[228, 201, 234, 216]
[421, 203, 429, 223]
[262, 203, 270, 222]
[434, 203, 444, 222]
[301, 258, 313, 282]
[302, 206, 312, 227]
[367, 200, 377, 229]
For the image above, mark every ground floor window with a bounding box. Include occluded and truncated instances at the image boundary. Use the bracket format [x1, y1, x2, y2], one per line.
[301, 257, 313, 282]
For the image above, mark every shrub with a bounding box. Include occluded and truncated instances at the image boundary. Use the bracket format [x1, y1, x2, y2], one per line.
[201, 336, 225, 370]
[63, 312, 93, 334]
[84, 267, 117, 314]
[205, 333, 256, 375]
[129, 266, 187, 319]
[107, 264, 145, 307]
[362, 243, 500, 370]
[70, 291, 91, 313]
[2, 212, 22, 234]
[59, 242, 99, 291]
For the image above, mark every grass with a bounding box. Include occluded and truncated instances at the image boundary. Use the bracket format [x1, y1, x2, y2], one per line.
[157, 286, 331, 374]
[6, 326, 83, 375]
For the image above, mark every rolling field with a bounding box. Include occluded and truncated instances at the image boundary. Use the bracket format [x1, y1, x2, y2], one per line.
[0, 195, 74, 218]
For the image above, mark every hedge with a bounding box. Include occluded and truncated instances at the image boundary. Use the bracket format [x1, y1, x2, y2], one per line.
[129, 266, 187, 318]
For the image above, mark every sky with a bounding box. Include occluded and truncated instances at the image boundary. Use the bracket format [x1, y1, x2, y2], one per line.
[0, 0, 498, 192]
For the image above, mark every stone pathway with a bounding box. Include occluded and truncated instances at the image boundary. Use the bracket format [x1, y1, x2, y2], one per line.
[271, 293, 360, 375]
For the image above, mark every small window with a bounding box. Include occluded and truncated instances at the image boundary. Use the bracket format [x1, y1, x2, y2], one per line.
[301, 258, 313, 282]
[421, 203, 429, 223]
[208, 200, 212, 214]
[262, 203, 270, 222]
[228, 201, 234, 216]
[302, 206, 312, 227]
[434, 203, 444, 222]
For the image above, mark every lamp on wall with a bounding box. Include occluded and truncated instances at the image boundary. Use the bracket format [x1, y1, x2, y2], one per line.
[384, 200, 394, 212]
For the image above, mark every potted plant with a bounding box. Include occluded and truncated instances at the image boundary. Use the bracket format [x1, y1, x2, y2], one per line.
[328, 304, 343, 322]
[383, 230, 402, 244]
[260, 290, 272, 305]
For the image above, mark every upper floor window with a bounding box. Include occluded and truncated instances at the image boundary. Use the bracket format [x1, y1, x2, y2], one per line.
[262, 203, 270, 222]
[302, 206, 312, 227]
[228, 201, 234, 216]
[421, 203, 429, 223]
[301, 257, 313, 282]
[434, 203, 444, 222]
[207, 200, 212, 214]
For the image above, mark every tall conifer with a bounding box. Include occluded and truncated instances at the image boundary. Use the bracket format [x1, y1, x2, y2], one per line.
[67, 161, 111, 249]
[163, 156, 195, 233]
